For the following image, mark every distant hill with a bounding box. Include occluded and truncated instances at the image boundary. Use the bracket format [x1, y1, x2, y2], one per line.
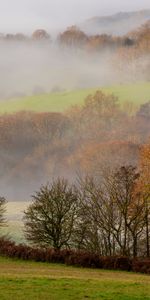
[78, 9, 150, 36]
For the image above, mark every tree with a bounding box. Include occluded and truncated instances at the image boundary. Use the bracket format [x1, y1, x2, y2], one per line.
[137, 142, 150, 256]
[87, 34, 114, 52]
[59, 26, 88, 48]
[0, 197, 6, 227]
[24, 179, 78, 250]
[137, 101, 150, 120]
[75, 166, 146, 257]
[110, 166, 145, 257]
[74, 176, 104, 254]
[32, 29, 50, 41]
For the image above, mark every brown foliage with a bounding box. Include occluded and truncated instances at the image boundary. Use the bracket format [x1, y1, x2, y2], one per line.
[0, 238, 149, 273]
[32, 29, 50, 40]
[59, 26, 88, 48]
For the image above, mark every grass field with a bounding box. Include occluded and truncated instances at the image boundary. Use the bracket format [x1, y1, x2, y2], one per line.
[0, 82, 149, 114]
[0, 257, 149, 300]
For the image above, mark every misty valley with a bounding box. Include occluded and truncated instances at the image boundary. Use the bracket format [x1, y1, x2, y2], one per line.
[0, 6, 150, 289]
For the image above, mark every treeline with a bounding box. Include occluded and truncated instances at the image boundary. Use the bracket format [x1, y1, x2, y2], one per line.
[0, 159, 150, 273]
[0, 29, 50, 41]
[0, 20, 149, 57]
[59, 22, 150, 80]
[0, 21, 149, 92]
[0, 91, 149, 198]
[22, 160, 149, 258]
[1, 150, 149, 258]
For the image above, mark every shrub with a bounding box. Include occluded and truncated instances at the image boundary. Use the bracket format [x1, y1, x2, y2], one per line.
[132, 258, 150, 274]
[66, 251, 102, 268]
[0, 238, 149, 274]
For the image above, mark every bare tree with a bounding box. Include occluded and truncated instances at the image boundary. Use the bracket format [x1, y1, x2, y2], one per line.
[101, 166, 146, 257]
[75, 176, 116, 255]
[24, 179, 79, 250]
[75, 167, 146, 257]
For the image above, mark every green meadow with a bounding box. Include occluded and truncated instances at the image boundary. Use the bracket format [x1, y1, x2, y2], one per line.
[0, 256, 149, 300]
[0, 81, 149, 114]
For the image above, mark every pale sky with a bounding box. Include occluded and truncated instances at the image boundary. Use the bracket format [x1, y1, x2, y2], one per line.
[0, 0, 149, 33]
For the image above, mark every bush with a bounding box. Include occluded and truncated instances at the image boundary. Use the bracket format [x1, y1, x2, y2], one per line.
[100, 256, 132, 271]
[114, 256, 132, 271]
[66, 251, 101, 268]
[0, 238, 149, 274]
[132, 258, 150, 274]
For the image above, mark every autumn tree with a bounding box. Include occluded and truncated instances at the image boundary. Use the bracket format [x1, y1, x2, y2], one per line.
[32, 29, 50, 41]
[59, 26, 88, 48]
[137, 101, 150, 119]
[137, 142, 150, 256]
[110, 166, 145, 257]
[68, 90, 127, 143]
[24, 179, 79, 250]
[75, 166, 145, 257]
[87, 34, 115, 52]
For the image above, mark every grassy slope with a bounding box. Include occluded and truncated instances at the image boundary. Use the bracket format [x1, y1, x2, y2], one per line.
[0, 257, 150, 300]
[0, 82, 149, 114]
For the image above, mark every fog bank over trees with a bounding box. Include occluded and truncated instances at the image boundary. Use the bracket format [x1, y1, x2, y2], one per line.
[0, 20, 149, 100]
[0, 91, 149, 200]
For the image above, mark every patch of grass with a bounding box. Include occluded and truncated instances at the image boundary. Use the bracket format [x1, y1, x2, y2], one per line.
[0, 82, 149, 114]
[0, 256, 149, 300]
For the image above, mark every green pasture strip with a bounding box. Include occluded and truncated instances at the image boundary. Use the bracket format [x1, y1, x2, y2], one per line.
[0, 82, 149, 114]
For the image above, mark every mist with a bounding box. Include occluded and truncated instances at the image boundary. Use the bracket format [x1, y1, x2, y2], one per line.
[0, 38, 149, 101]
[0, 41, 115, 99]
[0, 2, 149, 202]
[0, 0, 150, 34]
[79, 9, 150, 36]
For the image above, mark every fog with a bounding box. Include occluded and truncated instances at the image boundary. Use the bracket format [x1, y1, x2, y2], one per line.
[79, 10, 150, 35]
[0, 2, 149, 246]
[0, 39, 149, 100]
[0, 0, 149, 34]
[0, 31, 149, 202]
[0, 2, 149, 196]
[0, 41, 116, 99]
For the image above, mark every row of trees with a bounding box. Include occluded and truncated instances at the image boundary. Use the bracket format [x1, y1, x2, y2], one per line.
[0, 29, 51, 41]
[0, 91, 149, 198]
[0, 20, 149, 52]
[0, 163, 149, 257]
[23, 158, 149, 257]
[0, 26, 127, 48]
[0, 22, 149, 83]
[58, 25, 136, 50]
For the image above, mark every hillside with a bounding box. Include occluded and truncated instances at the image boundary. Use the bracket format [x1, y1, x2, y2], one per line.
[0, 257, 150, 300]
[0, 82, 149, 114]
[79, 9, 150, 35]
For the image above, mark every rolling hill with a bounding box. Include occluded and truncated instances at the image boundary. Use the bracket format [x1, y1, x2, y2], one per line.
[0, 82, 149, 114]
[79, 9, 150, 35]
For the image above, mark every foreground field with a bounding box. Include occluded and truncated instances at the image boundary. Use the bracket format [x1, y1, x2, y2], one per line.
[0, 257, 149, 300]
[0, 81, 149, 114]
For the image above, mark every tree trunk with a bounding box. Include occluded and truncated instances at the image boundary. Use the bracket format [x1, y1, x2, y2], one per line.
[133, 236, 138, 257]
